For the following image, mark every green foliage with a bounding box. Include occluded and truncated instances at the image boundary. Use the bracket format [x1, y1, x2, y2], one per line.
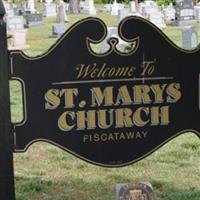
[156, 0, 175, 6]
[95, 0, 111, 3]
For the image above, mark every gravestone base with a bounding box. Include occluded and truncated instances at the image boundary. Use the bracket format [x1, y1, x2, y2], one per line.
[175, 19, 197, 26]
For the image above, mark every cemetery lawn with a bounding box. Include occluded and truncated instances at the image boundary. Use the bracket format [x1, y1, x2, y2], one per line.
[11, 12, 200, 200]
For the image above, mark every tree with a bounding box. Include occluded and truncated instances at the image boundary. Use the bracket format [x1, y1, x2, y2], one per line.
[69, 0, 81, 14]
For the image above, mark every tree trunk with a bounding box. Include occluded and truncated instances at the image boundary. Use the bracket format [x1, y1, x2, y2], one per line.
[69, 0, 80, 14]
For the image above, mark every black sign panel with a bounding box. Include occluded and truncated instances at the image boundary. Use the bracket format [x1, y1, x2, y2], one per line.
[10, 16, 200, 167]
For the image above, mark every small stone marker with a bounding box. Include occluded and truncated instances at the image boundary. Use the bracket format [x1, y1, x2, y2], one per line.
[116, 182, 154, 200]
[51, 23, 66, 37]
[182, 26, 198, 49]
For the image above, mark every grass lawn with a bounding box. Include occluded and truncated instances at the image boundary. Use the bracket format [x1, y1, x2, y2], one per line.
[9, 7, 200, 200]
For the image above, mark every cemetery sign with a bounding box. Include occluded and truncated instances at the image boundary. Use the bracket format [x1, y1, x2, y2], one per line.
[9, 17, 200, 167]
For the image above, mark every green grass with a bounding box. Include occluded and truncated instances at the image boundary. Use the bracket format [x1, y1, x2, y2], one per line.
[10, 7, 200, 200]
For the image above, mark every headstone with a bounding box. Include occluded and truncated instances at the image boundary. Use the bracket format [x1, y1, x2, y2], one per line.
[25, 13, 43, 27]
[65, 3, 69, 12]
[51, 23, 66, 38]
[25, 0, 36, 14]
[149, 12, 166, 28]
[175, 0, 196, 26]
[182, 26, 198, 49]
[111, 0, 119, 15]
[43, 3, 56, 17]
[6, 16, 24, 31]
[194, 5, 200, 22]
[104, 4, 112, 12]
[139, 0, 166, 29]
[3, 0, 14, 17]
[82, 0, 96, 15]
[130, 0, 137, 13]
[118, 8, 129, 23]
[56, 3, 68, 23]
[116, 182, 155, 200]
[162, 5, 176, 22]
[7, 30, 30, 50]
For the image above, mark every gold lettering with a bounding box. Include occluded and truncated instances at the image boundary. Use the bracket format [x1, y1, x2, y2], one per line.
[151, 84, 167, 103]
[60, 88, 79, 108]
[91, 86, 114, 106]
[98, 109, 113, 129]
[76, 64, 96, 79]
[58, 111, 75, 131]
[45, 89, 60, 110]
[115, 85, 132, 105]
[115, 108, 133, 128]
[167, 83, 181, 103]
[134, 85, 151, 104]
[133, 107, 149, 126]
[151, 106, 169, 126]
[76, 110, 96, 130]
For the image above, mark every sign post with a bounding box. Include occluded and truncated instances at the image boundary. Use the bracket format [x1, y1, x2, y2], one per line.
[0, 1, 15, 199]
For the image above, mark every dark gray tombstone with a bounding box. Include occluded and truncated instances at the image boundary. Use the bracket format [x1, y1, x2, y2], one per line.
[51, 23, 66, 38]
[25, 13, 43, 27]
[175, 0, 196, 26]
[116, 182, 155, 200]
[6, 16, 24, 31]
[182, 26, 198, 49]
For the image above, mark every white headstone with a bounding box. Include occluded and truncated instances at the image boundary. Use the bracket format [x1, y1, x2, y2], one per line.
[43, 3, 56, 17]
[82, 0, 96, 15]
[130, 1, 136, 13]
[111, 0, 119, 15]
[45, 0, 53, 4]
[56, 2, 68, 23]
[27, 0, 36, 13]
[8, 30, 30, 50]
[162, 5, 175, 22]
[139, 0, 166, 29]
[194, 5, 200, 22]
[118, 8, 129, 23]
